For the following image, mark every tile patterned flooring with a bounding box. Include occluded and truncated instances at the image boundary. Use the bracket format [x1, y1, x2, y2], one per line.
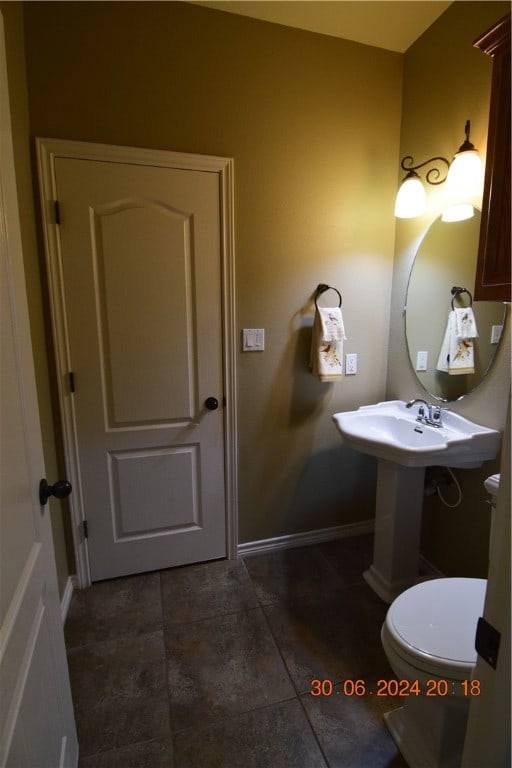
[65, 534, 408, 767]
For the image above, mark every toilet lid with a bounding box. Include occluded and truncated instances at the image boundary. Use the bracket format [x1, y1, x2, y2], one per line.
[386, 578, 486, 667]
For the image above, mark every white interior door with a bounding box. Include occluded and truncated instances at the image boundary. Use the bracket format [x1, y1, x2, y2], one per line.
[0, 15, 78, 766]
[40, 148, 230, 581]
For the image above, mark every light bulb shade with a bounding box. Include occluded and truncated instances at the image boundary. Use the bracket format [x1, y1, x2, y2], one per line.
[445, 149, 484, 199]
[394, 174, 426, 218]
[441, 203, 474, 222]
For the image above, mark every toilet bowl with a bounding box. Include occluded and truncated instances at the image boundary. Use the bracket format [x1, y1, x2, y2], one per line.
[381, 577, 486, 768]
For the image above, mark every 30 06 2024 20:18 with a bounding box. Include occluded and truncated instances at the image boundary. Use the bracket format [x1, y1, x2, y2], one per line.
[310, 678, 481, 697]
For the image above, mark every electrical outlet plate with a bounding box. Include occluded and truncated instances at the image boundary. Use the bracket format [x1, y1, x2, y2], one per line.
[490, 325, 503, 344]
[416, 350, 428, 371]
[345, 353, 357, 375]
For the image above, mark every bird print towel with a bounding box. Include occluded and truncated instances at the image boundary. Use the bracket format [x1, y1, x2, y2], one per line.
[310, 307, 346, 381]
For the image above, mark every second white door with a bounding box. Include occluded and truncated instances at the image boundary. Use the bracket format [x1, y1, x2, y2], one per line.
[48, 150, 227, 581]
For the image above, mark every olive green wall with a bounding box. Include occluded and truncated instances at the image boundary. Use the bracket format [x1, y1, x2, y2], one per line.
[388, 1, 511, 577]
[8, 0, 509, 589]
[22, 1, 402, 550]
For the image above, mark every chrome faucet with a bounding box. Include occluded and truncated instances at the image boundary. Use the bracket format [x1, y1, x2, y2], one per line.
[406, 398, 429, 409]
[406, 398, 444, 427]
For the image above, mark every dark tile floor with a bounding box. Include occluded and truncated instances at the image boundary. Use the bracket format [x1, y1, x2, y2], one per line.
[65, 534, 408, 767]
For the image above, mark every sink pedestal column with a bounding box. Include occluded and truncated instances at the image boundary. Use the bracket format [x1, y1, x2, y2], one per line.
[363, 459, 425, 603]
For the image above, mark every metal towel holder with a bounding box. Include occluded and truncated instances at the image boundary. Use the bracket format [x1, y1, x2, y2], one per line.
[451, 286, 473, 309]
[314, 283, 342, 309]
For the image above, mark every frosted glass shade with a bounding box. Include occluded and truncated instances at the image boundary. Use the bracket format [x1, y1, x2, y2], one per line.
[445, 150, 484, 199]
[441, 203, 474, 222]
[394, 175, 426, 218]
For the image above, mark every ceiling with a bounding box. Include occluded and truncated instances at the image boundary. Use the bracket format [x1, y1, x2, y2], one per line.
[189, 1, 453, 53]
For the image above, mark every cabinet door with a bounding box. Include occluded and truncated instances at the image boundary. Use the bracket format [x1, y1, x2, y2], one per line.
[474, 13, 511, 302]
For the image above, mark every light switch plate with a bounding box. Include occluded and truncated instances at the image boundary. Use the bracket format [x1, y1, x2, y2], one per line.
[242, 328, 265, 351]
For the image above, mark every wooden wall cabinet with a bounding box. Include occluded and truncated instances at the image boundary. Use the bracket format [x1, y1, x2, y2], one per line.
[474, 13, 511, 302]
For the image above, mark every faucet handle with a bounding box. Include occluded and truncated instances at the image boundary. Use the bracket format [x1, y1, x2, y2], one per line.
[431, 405, 444, 426]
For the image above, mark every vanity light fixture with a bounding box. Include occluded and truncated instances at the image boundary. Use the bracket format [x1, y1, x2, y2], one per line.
[395, 120, 483, 221]
[441, 120, 484, 222]
[394, 155, 450, 218]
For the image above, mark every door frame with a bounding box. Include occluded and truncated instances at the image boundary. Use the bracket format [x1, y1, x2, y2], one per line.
[36, 138, 237, 587]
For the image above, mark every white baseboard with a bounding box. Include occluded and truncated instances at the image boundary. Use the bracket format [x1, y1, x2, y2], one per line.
[60, 575, 77, 624]
[237, 520, 375, 557]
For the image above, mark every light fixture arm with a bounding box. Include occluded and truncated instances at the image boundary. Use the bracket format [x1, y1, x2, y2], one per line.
[456, 119, 475, 153]
[395, 119, 482, 221]
[400, 155, 450, 185]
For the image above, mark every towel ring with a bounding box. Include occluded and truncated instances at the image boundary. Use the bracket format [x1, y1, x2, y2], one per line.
[451, 286, 473, 310]
[314, 283, 342, 309]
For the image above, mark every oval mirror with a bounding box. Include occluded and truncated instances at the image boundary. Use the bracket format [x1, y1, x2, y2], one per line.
[405, 211, 507, 402]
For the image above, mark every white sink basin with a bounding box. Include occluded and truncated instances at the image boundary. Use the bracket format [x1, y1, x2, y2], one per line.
[332, 400, 501, 468]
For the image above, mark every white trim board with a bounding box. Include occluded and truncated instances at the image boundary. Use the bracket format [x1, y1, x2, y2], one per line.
[238, 522, 444, 582]
[60, 576, 76, 624]
[238, 520, 374, 557]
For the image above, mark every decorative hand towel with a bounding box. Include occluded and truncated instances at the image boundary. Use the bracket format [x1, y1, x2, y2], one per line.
[318, 306, 346, 342]
[454, 307, 478, 340]
[310, 307, 346, 381]
[436, 310, 475, 375]
[448, 331, 475, 375]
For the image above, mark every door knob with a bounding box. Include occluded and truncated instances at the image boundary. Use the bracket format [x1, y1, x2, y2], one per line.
[39, 479, 72, 506]
[204, 397, 219, 411]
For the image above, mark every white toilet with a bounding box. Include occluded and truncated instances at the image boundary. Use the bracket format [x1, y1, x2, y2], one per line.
[381, 577, 486, 768]
[381, 473, 500, 767]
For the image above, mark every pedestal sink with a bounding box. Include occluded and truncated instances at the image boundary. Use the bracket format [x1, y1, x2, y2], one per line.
[332, 400, 501, 602]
